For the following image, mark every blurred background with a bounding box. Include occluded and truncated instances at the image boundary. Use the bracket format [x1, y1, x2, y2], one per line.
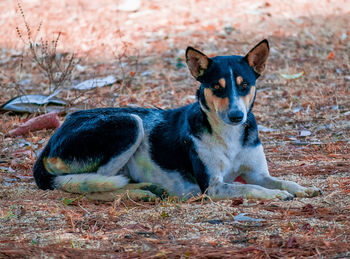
[0, 0, 349, 108]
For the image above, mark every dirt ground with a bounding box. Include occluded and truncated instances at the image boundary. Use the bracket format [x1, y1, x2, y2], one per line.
[0, 0, 350, 258]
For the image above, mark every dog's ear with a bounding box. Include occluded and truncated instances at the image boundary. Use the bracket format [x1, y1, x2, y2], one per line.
[186, 47, 210, 79]
[245, 39, 269, 75]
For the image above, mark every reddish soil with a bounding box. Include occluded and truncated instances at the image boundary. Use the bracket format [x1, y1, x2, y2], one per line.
[0, 0, 349, 258]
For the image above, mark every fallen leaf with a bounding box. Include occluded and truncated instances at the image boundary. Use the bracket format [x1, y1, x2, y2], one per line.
[280, 71, 304, 80]
[114, 0, 141, 12]
[205, 219, 224, 225]
[62, 198, 73, 206]
[234, 213, 264, 222]
[286, 236, 299, 248]
[125, 223, 150, 230]
[203, 24, 216, 31]
[61, 195, 83, 206]
[231, 197, 244, 206]
[301, 223, 314, 232]
[160, 211, 169, 218]
[268, 234, 283, 248]
[291, 140, 309, 146]
[231, 237, 257, 244]
[73, 75, 117, 90]
[301, 204, 315, 215]
[327, 51, 335, 59]
[323, 240, 331, 248]
[0, 94, 66, 114]
[292, 106, 303, 113]
[299, 130, 311, 137]
[258, 125, 276, 132]
[208, 240, 217, 246]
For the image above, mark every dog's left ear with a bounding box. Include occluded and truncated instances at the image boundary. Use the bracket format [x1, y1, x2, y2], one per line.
[186, 47, 211, 79]
[245, 39, 269, 75]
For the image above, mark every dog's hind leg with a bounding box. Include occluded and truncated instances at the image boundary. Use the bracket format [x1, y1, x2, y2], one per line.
[87, 182, 169, 201]
[56, 113, 167, 200]
[55, 173, 130, 193]
[54, 174, 168, 201]
[85, 182, 169, 201]
[49, 114, 145, 194]
[39, 112, 167, 200]
[85, 183, 169, 202]
[96, 114, 144, 176]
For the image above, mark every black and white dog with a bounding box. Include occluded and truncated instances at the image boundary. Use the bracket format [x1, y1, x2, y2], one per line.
[33, 40, 321, 201]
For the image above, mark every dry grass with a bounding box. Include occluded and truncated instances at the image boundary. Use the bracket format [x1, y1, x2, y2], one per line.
[0, 0, 350, 258]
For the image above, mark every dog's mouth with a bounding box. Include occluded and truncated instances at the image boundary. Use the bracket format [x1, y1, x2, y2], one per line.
[224, 119, 246, 126]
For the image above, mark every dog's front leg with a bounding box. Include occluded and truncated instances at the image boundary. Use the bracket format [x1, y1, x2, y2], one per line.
[191, 146, 304, 201]
[191, 146, 294, 201]
[239, 145, 322, 198]
[243, 174, 322, 198]
[207, 180, 294, 201]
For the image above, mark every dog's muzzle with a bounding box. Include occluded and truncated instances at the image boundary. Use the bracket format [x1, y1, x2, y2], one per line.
[227, 110, 244, 124]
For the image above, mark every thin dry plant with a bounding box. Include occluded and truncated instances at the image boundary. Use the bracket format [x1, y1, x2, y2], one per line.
[15, 0, 77, 95]
[113, 30, 141, 95]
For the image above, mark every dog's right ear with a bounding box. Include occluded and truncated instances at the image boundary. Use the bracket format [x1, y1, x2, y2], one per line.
[186, 47, 210, 79]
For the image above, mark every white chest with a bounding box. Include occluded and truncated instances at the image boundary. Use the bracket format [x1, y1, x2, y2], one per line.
[193, 125, 244, 181]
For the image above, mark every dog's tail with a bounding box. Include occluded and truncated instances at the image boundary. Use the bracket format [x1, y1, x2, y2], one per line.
[33, 147, 129, 194]
[33, 146, 56, 190]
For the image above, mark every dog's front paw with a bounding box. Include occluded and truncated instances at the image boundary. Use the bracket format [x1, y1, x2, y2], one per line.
[271, 190, 294, 201]
[294, 186, 322, 198]
[246, 189, 294, 201]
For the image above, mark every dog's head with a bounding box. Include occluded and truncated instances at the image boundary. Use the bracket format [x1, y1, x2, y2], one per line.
[186, 40, 269, 126]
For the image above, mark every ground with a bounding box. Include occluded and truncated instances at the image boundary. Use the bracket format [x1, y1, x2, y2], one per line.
[0, 0, 350, 258]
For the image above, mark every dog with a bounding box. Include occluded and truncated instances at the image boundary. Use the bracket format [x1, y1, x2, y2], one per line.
[33, 39, 321, 201]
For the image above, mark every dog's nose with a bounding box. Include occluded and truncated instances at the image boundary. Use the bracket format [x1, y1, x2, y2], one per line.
[228, 110, 244, 123]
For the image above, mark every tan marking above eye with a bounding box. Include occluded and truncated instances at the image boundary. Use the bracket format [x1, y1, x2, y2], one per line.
[236, 76, 243, 85]
[218, 78, 226, 88]
[214, 85, 220, 89]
